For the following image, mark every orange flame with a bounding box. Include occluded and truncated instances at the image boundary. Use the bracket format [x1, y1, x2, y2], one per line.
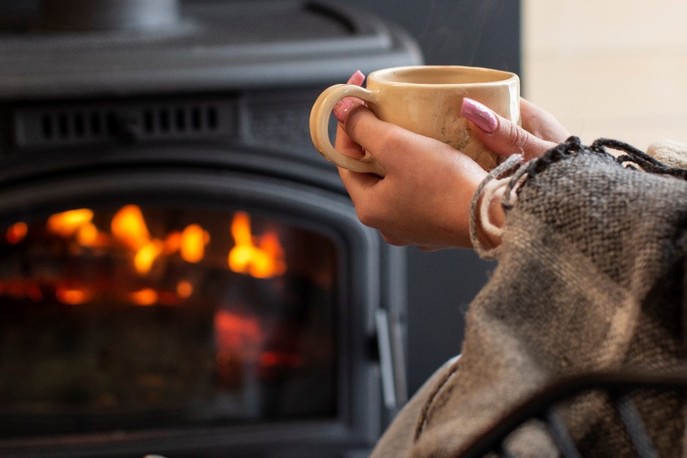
[133, 240, 164, 275]
[47, 209, 93, 237]
[228, 211, 286, 279]
[8, 205, 287, 308]
[111, 205, 150, 251]
[180, 224, 209, 263]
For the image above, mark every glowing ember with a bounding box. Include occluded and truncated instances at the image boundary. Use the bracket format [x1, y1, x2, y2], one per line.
[176, 280, 193, 298]
[129, 288, 158, 306]
[5, 221, 27, 244]
[228, 211, 286, 279]
[215, 310, 262, 350]
[56, 286, 93, 305]
[259, 350, 302, 369]
[0, 280, 43, 301]
[214, 309, 264, 384]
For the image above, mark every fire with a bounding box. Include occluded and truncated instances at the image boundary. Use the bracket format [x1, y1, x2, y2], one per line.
[110, 205, 210, 275]
[75, 221, 100, 247]
[129, 288, 158, 306]
[133, 240, 164, 275]
[47, 209, 93, 237]
[2, 204, 286, 307]
[111, 205, 163, 275]
[180, 224, 209, 263]
[214, 309, 263, 384]
[228, 211, 286, 279]
[41, 206, 283, 280]
[176, 280, 193, 298]
[5, 221, 27, 244]
[111, 205, 150, 251]
[46, 208, 105, 248]
[56, 286, 93, 305]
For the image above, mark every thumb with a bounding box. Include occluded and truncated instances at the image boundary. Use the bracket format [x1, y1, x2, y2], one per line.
[460, 98, 557, 161]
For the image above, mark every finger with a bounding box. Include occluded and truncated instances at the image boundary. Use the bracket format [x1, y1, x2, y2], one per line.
[335, 104, 391, 179]
[332, 70, 368, 160]
[340, 104, 412, 166]
[333, 70, 366, 124]
[334, 120, 366, 159]
[335, 105, 396, 190]
[520, 98, 570, 143]
[461, 97, 558, 161]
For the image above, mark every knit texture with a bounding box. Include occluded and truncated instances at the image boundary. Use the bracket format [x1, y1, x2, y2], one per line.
[372, 137, 687, 457]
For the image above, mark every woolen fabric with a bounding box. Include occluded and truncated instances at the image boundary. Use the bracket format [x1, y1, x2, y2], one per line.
[372, 137, 687, 457]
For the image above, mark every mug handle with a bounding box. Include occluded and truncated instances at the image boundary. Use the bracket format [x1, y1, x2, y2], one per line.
[309, 84, 385, 176]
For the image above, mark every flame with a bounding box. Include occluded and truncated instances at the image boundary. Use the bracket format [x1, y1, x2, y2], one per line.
[228, 211, 286, 278]
[5, 221, 27, 244]
[163, 231, 182, 254]
[129, 288, 158, 306]
[111, 205, 150, 251]
[180, 224, 209, 263]
[76, 222, 99, 247]
[47, 209, 94, 237]
[3, 204, 288, 308]
[133, 240, 164, 275]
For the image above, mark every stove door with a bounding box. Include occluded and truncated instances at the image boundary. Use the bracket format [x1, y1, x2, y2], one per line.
[0, 159, 386, 456]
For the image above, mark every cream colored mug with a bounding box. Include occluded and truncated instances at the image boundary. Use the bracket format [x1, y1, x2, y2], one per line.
[309, 65, 520, 175]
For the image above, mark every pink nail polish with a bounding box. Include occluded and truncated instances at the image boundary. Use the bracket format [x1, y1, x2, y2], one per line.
[347, 70, 365, 85]
[461, 98, 498, 133]
[333, 98, 356, 123]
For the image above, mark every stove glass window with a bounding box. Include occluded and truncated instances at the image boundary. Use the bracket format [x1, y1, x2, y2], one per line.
[0, 203, 338, 435]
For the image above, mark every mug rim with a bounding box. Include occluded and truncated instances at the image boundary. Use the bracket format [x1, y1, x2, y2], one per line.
[367, 65, 518, 87]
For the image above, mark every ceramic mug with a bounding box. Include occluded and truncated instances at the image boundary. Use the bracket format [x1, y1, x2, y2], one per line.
[309, 65, 520, 176]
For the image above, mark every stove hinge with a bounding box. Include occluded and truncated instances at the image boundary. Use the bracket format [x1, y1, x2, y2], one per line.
[375, 308, 407, 412]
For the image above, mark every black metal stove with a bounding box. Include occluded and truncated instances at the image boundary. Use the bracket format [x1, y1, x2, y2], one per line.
[0, 1, 421, 456]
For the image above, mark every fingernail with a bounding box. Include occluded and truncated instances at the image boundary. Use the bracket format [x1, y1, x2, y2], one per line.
[333, 97, 357, 123]
[461, 98, 498, 134]
[333, 71, 365, 123]
[347, 69, 365, 85]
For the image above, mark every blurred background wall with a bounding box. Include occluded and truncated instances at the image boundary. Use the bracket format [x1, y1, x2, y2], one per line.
[523, 0, 687, 150]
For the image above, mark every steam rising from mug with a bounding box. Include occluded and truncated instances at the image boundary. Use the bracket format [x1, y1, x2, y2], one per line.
[310, 65, 520, 176]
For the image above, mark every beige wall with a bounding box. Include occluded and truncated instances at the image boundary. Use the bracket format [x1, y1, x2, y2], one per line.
[523, 0, 687, 150]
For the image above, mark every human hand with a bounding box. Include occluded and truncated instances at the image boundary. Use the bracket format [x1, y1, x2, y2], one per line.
[332, 71, 569, 249]
[461, 97, 570, 161]
[333, 72, 484, 248]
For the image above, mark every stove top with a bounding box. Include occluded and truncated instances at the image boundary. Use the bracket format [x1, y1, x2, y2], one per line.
[0, 0, 421, 98]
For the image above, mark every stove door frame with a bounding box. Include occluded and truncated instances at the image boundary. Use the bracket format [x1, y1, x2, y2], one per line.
[0, 150, 398, 457]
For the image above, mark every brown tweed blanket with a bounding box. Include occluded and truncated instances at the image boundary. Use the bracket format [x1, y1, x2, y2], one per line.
[372, 137, 687, 457]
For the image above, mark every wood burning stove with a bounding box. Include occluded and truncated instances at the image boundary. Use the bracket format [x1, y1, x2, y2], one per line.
[0, 0, 421, 456]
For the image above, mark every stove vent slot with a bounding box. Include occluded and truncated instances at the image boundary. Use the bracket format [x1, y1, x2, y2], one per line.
[15, 102, 231, 149]
[141, 105, 220, 136]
